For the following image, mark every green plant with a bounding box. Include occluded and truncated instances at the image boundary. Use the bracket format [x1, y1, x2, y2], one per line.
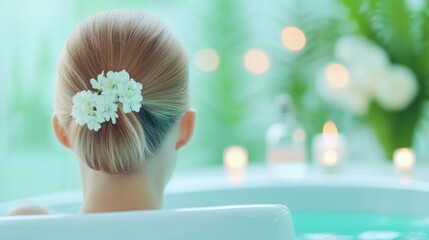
[337, 0, 428, 159]
[179, 0, 269, 167]
[268, 0, 346, 158]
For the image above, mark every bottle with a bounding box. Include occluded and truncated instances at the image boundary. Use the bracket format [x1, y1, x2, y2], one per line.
[266, 95, 306, 166]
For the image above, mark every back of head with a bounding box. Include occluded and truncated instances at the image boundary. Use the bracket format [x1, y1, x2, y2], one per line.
[55, 10, 189, 175]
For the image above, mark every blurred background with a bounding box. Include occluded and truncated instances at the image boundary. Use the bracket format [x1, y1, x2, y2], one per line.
[1, 0, 429, 202]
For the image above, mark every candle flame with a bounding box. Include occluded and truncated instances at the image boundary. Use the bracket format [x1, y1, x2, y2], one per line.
[393, 148, 415, 173]
[322, 150, 339, 167]
[224, 146, 248, 170]
[323, 121, 338, 135]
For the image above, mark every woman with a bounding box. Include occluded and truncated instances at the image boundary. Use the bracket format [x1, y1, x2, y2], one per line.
[51, 9, 195, 213]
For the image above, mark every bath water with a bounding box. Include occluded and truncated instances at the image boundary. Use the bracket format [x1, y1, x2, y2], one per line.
[294, 212, 429, 239]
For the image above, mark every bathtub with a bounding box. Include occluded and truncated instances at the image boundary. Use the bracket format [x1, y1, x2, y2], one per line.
[1, 165, 429, 239]
[0, 204, 294, 240]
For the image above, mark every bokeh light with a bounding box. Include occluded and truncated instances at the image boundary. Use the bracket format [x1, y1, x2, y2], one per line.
[244, 49, 270, 75]
[281, 26, 306, 51]
[293, 128, 306, 142]
[323, 150, 339, 167]
[324, 63, 350, 90]
[223, 146, 249, 170]
[194, 48, 220, 72]
[393, 148, 415, 173]
[323, 121, 338, 135]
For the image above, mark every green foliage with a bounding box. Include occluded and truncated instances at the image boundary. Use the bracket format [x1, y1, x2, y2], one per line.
[179, 0, 268, 167]
[368, 100, 422, 159]
[5, 0, 427, 164]
[267, 0, 347, 157]
[4, 0, 429, 201]
[337, 0, 428, 159]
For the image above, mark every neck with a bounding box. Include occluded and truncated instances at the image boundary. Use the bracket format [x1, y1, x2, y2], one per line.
[80, 166, 162, 214]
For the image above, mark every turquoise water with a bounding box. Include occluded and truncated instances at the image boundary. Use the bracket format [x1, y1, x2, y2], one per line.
[294, 212, 429, 239]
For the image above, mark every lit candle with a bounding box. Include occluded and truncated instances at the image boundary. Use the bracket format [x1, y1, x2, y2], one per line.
[393, 148, 415, 174]
[312, 121, 347, 170]
[223, 146, 248, 185]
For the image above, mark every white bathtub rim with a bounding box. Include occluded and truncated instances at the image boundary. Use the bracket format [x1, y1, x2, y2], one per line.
[1, 173, 429, 215]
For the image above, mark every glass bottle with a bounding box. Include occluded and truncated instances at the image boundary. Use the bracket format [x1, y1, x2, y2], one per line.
[266, 95, 306, 165]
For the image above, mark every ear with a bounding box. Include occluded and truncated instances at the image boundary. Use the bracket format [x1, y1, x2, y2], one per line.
[175, 110, 196, 150]
[52, 114, 71, 149]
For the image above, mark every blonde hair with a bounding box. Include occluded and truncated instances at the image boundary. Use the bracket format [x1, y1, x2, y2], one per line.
[55, 10, 189, 175]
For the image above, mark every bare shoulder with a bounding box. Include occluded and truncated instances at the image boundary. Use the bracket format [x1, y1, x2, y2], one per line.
[5, 203, 52, 216]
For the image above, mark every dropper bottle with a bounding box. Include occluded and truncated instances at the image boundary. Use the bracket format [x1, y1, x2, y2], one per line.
[265, 95, 307, 167]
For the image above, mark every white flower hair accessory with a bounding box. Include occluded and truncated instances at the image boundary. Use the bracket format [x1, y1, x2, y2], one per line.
[71, 70, 143, 131]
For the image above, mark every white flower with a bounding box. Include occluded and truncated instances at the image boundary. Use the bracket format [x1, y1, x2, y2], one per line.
[71, 91, 105, 131]
[90, 72, 105, 91]
[323, 36, 391, 115]
[117, 74, 143, 113]
[335, 36, 389, 70]
[71, 91, 96, 125]
[120, 91, 143, 113]
[98, 95, 119, 124]
[321, 35, 419, 114]
[71, 70, 143, 131]
[342, 88, 371, 115]
[90, 71, 118, 98]
[374, 64, 419, 111]
[316, 63, 373, 115]
[347, 63, 387, 98]
[87, 116, 102, 132]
